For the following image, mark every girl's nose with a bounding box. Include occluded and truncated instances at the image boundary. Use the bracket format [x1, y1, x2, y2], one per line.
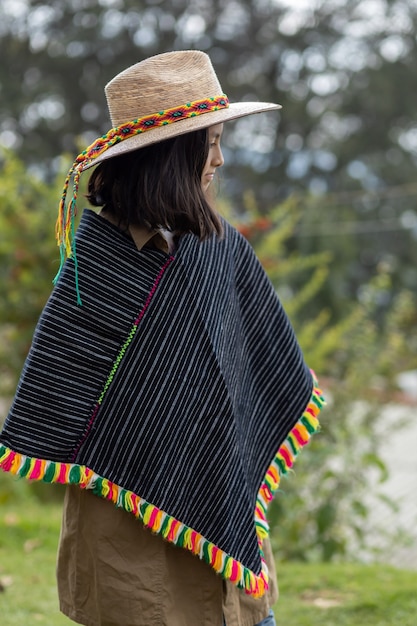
[213, 146, 224, 167]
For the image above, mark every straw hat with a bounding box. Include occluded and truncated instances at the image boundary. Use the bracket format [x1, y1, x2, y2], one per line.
[81, 49, 281, 170]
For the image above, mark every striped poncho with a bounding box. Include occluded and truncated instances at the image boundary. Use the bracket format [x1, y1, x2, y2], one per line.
[0, 209, 323, 597]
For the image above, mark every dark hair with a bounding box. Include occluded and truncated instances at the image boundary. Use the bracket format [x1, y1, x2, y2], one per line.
[86, 128, 222, 240]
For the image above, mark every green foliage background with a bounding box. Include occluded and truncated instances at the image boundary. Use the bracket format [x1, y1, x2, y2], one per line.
[1, 0, 417, 307]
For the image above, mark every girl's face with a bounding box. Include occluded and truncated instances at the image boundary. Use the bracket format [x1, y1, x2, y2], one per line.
[201, 124, 224, 191]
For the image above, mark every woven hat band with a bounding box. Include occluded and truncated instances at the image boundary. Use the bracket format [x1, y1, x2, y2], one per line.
[77, 94, 229, 169]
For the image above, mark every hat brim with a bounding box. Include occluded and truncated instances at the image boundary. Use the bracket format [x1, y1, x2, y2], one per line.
[81, 101, 281, 171]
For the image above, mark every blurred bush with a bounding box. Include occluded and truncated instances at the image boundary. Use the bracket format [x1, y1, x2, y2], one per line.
[223, 194, 417, 561]
[0, 150, 64, 397]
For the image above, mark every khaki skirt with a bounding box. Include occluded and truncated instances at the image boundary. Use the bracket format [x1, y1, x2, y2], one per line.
[57, 486, 278, 626]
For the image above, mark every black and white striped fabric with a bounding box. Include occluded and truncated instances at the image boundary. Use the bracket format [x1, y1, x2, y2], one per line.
[1, 209, 313, 575]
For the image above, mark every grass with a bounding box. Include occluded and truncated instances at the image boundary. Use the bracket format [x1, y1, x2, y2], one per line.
[0, 479, 72, 625]
[1, 476, 417, 625]
[276, 562, 417, 625]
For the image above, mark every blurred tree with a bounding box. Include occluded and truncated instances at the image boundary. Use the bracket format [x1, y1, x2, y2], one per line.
[1, 0, 416, 310]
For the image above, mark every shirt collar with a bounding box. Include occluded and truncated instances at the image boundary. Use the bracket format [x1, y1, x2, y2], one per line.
[99, 210, 171, 254]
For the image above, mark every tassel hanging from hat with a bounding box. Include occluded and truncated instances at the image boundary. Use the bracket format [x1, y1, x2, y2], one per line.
[54, 163, 83, 305]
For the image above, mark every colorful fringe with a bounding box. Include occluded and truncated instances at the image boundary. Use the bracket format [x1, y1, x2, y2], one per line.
[255, 378, 324, 543]
[0, 381, 323, 598]
[54, 94, 229, 304]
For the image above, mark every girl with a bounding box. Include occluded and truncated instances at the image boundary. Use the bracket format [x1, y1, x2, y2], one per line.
[0, 50, 323, 626]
